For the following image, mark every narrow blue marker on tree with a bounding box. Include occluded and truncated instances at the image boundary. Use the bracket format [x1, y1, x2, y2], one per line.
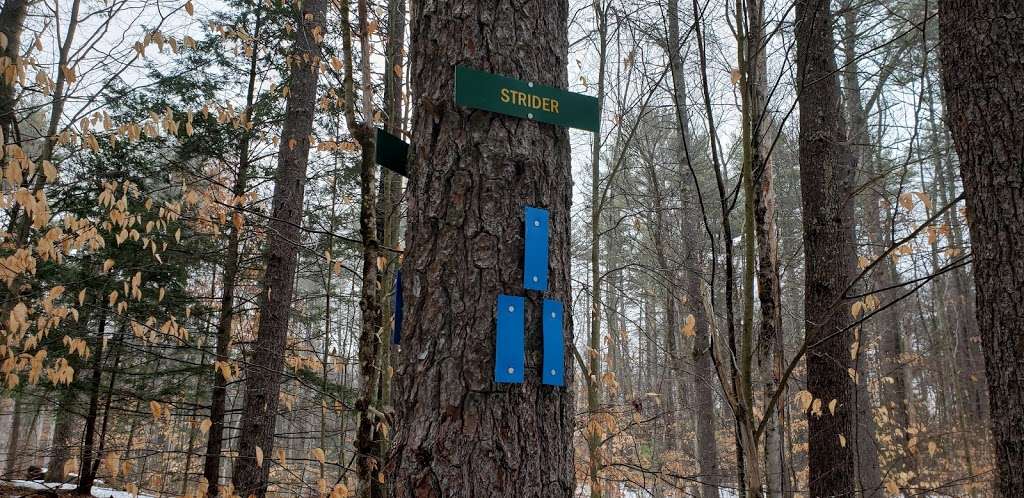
[542, 299, 565, 386]
[523, 206, 549, 291]
[392, 270, 403, 344]
[495, 294, 525, 384]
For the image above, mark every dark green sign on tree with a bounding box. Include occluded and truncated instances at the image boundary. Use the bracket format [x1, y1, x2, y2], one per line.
[455, 65, 599, 132]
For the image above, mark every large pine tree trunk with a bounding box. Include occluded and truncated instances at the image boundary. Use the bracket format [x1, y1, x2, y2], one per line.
[387, 1, 575, 496]
[229, 0, 325, 494]
[794, 0, 858, 496]
[937, 2, 1024, 495]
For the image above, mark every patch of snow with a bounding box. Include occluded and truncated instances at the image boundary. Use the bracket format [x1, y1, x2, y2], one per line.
[1, 479, 155, 498]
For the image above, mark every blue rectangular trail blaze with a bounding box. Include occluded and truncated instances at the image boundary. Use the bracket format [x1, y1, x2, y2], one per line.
[495, 295, 525, 384]
[392, 270, 403, 344]
[542, 299, 565, 386]
[523, 207, 549, 291]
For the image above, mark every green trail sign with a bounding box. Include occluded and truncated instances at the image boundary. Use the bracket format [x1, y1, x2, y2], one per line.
[454, 65, 600, 132]
[375, 128, 409, 177]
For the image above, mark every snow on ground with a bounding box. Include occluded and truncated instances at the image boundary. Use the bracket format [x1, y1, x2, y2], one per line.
[1, 479, 155, 498]
[586, 484, 740, 498]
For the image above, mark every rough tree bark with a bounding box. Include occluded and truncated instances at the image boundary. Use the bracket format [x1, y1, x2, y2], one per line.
[387, 0, 575, 496]
[230, 0, 325, 494]
[794, 0, 858, 496]
[937, 2, 1024, 496]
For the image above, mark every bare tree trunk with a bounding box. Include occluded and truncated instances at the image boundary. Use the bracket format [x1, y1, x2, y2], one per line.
[794, 0, 858, 496]
[338, 0, 386, 494]
[77, 310, 108, 492]
[693, 0, 746, 490]
[43, 388, 76, 481]
[87, 320, 126, 484]
[691, 276, 720, 498]
[204, 12, 262, 493]
[642, 141, 683, 453]
[839, 5, 886, 495]
[388, 0, 575, 495]
[937, 2, 1024, 495]
[230, 0, 326, 494]
[744, 0, 787, 494]
[0, 0, 28, 143]
[666, 2, 719, 496]
[587, 3, 609, 496]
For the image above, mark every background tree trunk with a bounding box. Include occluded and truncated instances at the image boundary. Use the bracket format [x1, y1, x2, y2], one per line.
[43, 389, 77, 481]
[388, 0, 575, 496]
[4, 395, 23, 477]
[794, 0, 858, 495]
[839, 5, 886, 495]
[937, 2, 1024, 495]
[229, 0, 326, 494]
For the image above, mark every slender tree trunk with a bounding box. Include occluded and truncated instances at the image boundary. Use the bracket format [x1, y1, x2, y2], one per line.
[230, 0, 326, 494]
[204, 12, 261, 493]
[587, 4, 608, 496]
[839, 5, 886, 495]
[339, 0, 386, 494]
[77, 310, 108, 492]
[734, 3, 767, 494]
[693, 0, 745, 491]
[744, 0, 787, 494]
[666, 3, 719, 496]
[691, 276, 720, 498]
[937, 2, 1024, 495]
[643, 145, 683, 455]
[13, 0, 79, 245]
[388, 0, 575, 495]
[794, 0, 858, 496]
[88, 320, 126, 483]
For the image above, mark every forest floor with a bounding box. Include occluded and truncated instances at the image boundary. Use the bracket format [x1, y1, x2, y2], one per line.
[0, 481, 151, 498]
